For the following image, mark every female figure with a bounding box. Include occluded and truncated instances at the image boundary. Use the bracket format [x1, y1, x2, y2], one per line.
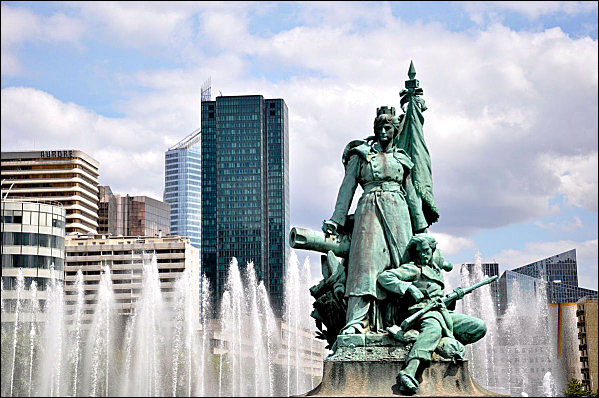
[322, 106, 430, 334]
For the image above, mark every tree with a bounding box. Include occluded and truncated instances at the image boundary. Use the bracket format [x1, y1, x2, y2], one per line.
[564, 378, 597, 398]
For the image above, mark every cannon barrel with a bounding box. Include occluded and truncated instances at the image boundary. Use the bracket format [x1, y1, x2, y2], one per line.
[289, 227, 351, 258]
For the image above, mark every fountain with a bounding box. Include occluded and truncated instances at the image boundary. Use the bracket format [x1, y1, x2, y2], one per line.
[0, 251, 320, 397]
[1, 245, 579, 397]
[460, 255, 566, 397]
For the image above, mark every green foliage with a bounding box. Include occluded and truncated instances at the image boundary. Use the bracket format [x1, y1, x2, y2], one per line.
[564, 378, 596, 397]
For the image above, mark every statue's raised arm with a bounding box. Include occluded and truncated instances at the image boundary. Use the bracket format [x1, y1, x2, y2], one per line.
[396, 61, 440, 227]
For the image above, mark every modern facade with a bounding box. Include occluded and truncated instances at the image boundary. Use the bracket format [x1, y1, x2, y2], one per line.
[116, 194, 170, 237]
[577, 298, 598, 393]
[496, 270, 544, 315]
[201, 95, 289, 314]
[511, 249, 597, 304]
[463, 262, 499, 277]
[164, 130, 202, 249]
[1, 150, 100, 234]
[64, 234, 200, 324]
[99, 186, 170, 237]
[1, 200, 66, 322]
[98, 185, 117, 235]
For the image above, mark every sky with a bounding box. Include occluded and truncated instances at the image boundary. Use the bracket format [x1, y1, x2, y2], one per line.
[1, 1, 597, 290]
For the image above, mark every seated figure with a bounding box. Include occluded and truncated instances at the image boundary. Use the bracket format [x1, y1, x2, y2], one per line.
[377, 234, 487, 394]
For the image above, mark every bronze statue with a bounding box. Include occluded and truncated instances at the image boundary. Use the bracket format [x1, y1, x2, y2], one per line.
[321, 105, 429, 336]
[378, 234, 487, 394]
[291, 62, 495, 395]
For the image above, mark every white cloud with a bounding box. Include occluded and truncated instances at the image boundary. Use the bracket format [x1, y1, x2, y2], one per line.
[535, 216, 584, 232]
[1, 4, 597, 242]
[1, 51, 21, 77]
[0, 5, 84, 46]
[460, 1, 598, 23]
[545, 152, 598, 211]
[1, 87, 167, 200]
[429, 232, 476, 256]
[70, 2, 195, 50]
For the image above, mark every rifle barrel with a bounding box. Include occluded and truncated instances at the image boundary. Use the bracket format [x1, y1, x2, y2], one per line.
[400, 275, 498, 331]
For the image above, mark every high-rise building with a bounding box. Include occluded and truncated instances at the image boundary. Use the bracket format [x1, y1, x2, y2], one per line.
[98, 185, 117, 235]
[512, 249, 597, 303]
[513, 248, 578, 287]
[463, 262, 499, 277]
[164, 130, 202, 249]
[1, 200, 66, 322]
[577, 298, 598, 393]
[1, 150, 99, 234]
[201, 95, 289, 314]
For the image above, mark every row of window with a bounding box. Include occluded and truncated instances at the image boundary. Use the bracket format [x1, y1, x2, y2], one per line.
[1, 254, 65, 270]
[2, 276, 52, 291]
[2, 232, 65, 249]
[2, 211, 65, 228]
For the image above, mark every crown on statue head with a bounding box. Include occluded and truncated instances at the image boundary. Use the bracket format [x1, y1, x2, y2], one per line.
[376, 106, 396, 117]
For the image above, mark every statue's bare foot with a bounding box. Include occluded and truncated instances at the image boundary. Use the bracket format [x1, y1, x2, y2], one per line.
[399, 371, 419, 394]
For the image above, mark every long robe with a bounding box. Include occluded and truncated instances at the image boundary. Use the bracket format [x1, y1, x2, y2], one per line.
[329, 142, 428, 299]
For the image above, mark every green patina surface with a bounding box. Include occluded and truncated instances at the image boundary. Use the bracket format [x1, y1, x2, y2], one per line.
[291, 62, 498, 395]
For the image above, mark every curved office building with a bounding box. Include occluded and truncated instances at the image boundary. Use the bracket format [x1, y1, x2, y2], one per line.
[1, 150, 100, 235]
[1, 200, 66, 321]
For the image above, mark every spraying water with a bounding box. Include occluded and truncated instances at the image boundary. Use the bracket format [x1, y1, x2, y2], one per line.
[10, 269, 25, 397]
[1, 252, 322, 397]
[461, 256, 565, 396]
[28, 280, 39, 397]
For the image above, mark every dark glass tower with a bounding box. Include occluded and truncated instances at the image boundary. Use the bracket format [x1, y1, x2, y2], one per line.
[494, 249, 598, 314]
[201, 95, 289, 314]
[511, 249, 597, 303]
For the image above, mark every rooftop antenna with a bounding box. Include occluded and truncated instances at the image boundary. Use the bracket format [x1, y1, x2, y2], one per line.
[201, 78, 211, 102]
[200, 78, 212, 126]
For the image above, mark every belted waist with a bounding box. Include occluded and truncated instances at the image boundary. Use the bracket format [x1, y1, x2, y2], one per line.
[362, 181, 403, 194]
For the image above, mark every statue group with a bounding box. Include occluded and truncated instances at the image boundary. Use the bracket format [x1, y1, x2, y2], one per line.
[291, 62, 497, 396]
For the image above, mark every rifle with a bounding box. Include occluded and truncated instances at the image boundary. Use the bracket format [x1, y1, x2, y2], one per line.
[390, 275, 498, 340]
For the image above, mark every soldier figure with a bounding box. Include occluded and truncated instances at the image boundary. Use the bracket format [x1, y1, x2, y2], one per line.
[378, 234, 487, 394]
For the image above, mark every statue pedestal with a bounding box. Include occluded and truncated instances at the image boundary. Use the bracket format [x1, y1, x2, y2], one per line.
[301, 334, 503, 397]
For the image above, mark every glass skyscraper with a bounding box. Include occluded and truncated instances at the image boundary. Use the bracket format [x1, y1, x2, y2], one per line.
[495, 250, 598, 314]
[164, 129, 202, 249]
[512, 249, 597, 304]
[201, 95, 289, 314]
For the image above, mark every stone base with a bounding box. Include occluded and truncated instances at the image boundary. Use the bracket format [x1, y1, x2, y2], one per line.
[300, 333, 504, 397]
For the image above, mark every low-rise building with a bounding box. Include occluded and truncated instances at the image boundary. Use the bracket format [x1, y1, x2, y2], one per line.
[64, 234, 199, 326]
[1, 200, 66, 322]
